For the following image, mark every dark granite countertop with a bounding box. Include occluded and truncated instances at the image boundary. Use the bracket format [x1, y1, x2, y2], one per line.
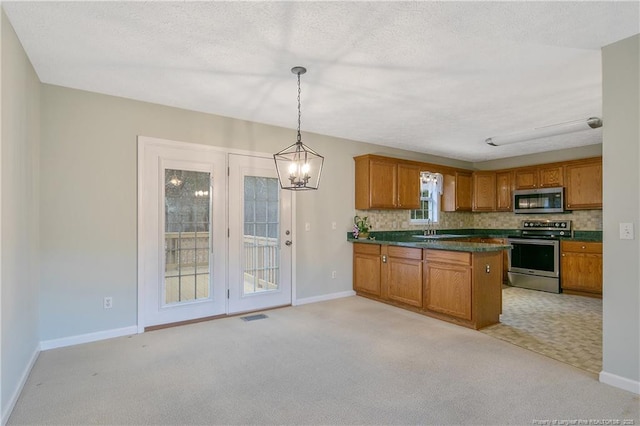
[347, 228, 602, 252]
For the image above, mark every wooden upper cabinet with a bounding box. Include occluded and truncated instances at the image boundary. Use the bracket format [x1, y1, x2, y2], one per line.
[472, 172, 496, 212]
[495, 171, 513, 211]
[397, 163, 421, 209]
[443, 171, 472, 212]
[539, 165, 563, 187]
[368, 158, 397, 208]
[514, 168, 537, 190]
[514, 166, 563, 189]
[354, 155, 422, 210]
[564, 158, 603, 210]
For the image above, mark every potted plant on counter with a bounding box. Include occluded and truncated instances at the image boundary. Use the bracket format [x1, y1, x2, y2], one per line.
[353, 215, 372, 239]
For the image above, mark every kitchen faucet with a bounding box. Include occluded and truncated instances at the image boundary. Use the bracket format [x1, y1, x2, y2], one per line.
[423, 219, 436, 236]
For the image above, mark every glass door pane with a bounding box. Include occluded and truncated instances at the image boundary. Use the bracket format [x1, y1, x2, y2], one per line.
[243, 176, 280, 295]
[164, 169, 211, 305]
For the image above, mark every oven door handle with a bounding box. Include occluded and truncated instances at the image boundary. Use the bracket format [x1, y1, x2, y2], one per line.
[507, 238, 559, 246]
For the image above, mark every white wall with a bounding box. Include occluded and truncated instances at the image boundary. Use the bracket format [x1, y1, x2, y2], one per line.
[601, 34, 640, 392]
[39, 83, 470, 341]
[1, 10, 41, 422]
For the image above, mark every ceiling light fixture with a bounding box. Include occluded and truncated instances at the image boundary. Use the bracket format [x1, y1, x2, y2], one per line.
[167, 173, 183, 187]
[485, 117, 603, 147]
[274, 66, 324, 191]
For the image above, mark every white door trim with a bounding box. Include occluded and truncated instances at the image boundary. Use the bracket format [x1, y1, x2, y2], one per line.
[137, 136, 297, 332]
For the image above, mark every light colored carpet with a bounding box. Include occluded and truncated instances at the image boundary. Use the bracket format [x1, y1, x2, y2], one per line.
[8, 296, 639, 425]
[481, 286, 602, 374]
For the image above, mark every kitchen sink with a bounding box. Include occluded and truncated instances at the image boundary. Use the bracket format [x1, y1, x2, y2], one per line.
[412, 234, 467, 240]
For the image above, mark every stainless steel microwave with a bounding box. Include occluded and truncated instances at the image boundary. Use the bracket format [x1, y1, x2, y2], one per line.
[513, 187, 564, 214]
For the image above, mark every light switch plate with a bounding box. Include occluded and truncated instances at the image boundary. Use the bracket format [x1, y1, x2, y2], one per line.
[305, 222, 311, 231]
[620, 222, 634, 240]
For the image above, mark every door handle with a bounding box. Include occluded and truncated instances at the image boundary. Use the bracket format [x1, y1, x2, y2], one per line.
[285, 240, 292, 246]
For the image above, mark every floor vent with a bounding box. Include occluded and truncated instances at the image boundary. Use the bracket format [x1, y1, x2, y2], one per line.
[241, 313, 268, 322]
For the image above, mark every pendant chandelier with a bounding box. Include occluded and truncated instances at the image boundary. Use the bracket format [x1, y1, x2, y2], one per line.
[274, 66, 324, 191]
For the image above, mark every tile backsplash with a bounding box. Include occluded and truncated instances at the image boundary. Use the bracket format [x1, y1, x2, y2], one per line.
[355, 209, 602, 231]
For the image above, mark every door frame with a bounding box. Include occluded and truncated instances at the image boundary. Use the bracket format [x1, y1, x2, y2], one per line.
[137, 136, 297, 333]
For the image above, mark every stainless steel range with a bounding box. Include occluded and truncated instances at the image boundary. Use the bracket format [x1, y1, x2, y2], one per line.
[507, 220, 572, 293]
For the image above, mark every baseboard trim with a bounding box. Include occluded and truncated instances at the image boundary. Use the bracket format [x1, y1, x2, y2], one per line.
[294, 290, 356, 306]
[39, 325, 138, 351]
[2, 346, 40, 426]
[599, 370, 640, 394]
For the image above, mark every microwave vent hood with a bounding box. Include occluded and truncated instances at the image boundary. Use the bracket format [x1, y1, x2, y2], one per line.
[513, 187, 565, 214]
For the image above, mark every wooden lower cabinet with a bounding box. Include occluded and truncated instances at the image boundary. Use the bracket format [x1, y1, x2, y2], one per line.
[561, 241, 602, 297]
[352, 243, 504, 329]
[456, 237, 508, 283]
[353, 243, 382, 297]
[424, 251, 472, 320]
[385, 246, 423, 308]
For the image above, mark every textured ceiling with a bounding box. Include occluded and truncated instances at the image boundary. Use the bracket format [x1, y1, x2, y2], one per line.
[3, 1, 639, 162]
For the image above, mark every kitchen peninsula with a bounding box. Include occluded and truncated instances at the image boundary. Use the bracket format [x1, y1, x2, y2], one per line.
[348, 234, 511, 330]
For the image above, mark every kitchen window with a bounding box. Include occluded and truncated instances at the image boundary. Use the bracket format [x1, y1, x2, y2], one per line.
[410, 172, 442, 224]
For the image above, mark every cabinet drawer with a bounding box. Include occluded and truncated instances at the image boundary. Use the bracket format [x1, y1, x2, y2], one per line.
[353, 243, 381, 255]
[387, 246, 423, 260]
[424, 249, 471, 265]
[561, 241, 602, 254]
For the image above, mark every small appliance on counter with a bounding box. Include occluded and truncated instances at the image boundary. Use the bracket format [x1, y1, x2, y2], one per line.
[507, 220, 572, 293]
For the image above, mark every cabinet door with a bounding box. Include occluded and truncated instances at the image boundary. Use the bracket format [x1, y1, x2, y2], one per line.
[456, 172, 472, 211]
[472, 172, 496, 212]
[353, 244, 381, 296]
[369, 160, 397, 208]
[539, 165, 563, 187]
[387, 256, 423, 307]
[565, 160, 602, 209]
[560, 241, 602, 294]
[561, 252, 602, 294]
[424, 262, 472, 320]
[495, 171, 513, 211]
[397, 163, 421, 209]
[442, 172, 472, 212]
[442, 173, 456, 212]
[514, 168, 537, 189]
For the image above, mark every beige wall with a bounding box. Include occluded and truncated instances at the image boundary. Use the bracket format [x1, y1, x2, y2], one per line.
[473, 144, 602, 170]
[1, 10, 41, 420]
[39, 83, 471, 341]
[601, 34, 640, 390]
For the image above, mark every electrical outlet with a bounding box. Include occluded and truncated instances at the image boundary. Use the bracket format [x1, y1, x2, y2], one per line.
[620, 223, 634, 240]
[331, 271, 337, 279]
[305, 222, 311, 231]
[104, 297, 113, 309]
[331, 221, 337, 230]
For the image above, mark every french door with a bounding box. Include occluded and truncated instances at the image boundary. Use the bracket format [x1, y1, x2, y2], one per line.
[228, 154, 292, 313]
[138, 137, 293, 329]
[140, 142, 227, 327]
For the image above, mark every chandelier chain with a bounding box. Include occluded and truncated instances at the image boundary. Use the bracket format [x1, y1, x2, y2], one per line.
[296, 71, 302, 143]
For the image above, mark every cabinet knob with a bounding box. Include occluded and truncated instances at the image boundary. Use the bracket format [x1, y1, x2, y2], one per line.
[581, 245, 586, 249]
[485, 264, 491, 273]
[382, 255, 387, 263]
[562, 253, 565, 257]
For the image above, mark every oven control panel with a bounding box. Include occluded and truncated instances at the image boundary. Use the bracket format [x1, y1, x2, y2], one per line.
[521, 220, 572, 231]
